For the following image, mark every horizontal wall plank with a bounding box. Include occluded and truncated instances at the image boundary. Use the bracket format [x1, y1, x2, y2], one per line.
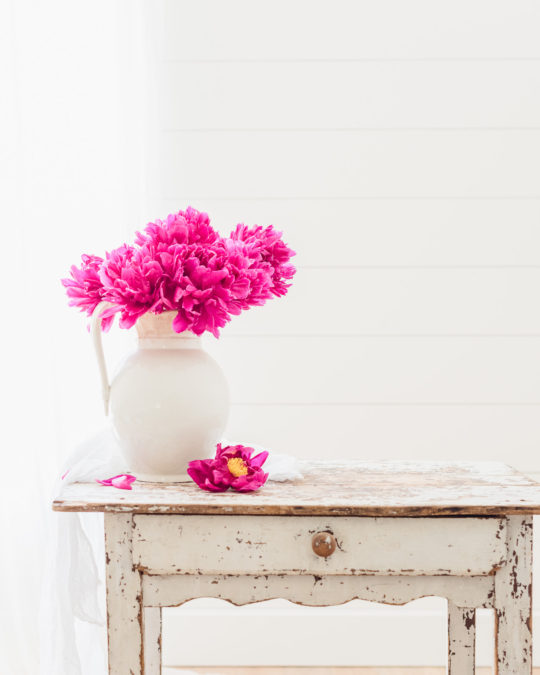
[204, 336, 540, 404]
[161, 61, 540, 130]
[158, 198, 540, 267]
[228, 268, 540, 336]
[225, 404, 540, 473]
[159, 130, 540, 199]
[163, 0, 540, 60]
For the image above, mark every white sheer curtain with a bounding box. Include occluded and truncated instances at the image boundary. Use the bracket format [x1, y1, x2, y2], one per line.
[0, 1, 157, 672]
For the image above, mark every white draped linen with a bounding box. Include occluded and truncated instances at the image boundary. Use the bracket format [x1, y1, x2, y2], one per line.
[0, 1, 155, 672]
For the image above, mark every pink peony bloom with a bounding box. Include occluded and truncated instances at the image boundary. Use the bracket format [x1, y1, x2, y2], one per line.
[187, 443, 269, 493]
[62, 207, 295, 337]
[96, 474, 137, 490]
[230, 224, 296, 297]
[135, 207, 218, 248]
[98, 244, 163, 329]
[61, 254, 115, 329]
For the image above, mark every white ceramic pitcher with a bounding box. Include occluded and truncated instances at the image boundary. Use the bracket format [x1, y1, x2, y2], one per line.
[91, 302, 229, 481]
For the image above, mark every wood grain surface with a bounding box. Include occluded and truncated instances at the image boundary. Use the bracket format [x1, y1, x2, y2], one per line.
[53, 460, 540, 516]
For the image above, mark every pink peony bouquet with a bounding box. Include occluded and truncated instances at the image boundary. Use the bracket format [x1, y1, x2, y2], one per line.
[62, 207, 295, 337]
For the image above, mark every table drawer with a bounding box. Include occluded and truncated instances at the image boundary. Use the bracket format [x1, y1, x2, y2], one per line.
[133, 515, 507, 576]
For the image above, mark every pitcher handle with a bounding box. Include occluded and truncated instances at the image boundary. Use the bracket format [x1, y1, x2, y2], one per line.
[90, 301, 114, 415]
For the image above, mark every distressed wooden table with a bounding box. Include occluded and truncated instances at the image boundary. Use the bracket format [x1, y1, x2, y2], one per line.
[53, 460, 540, 674]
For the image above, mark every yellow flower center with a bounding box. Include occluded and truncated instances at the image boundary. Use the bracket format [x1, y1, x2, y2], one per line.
[227, 457, 248, 477]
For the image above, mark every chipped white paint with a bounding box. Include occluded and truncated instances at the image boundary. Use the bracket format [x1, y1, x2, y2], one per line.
[447, 601, 475, 673]
[104, 513, 143, 675]
[494, 516, 533, 674]
[142, 574, 495, 610]
[133, 515, 507, 577]
[72, 462, 540, 673]
[144, 607, 162, 675]
[53, 460, 540, 517]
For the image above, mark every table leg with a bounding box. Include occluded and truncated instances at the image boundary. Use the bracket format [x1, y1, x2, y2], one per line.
[494, 516, 533, 675]
[105, 513, 144, 675]
[144, 607, 162, 674]
[447, 601, 475, 673]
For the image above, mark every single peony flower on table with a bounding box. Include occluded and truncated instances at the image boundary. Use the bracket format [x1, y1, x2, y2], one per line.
[187, 443, 269, 493]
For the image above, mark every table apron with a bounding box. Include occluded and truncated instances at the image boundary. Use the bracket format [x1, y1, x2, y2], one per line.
[141, 572, 496, 609]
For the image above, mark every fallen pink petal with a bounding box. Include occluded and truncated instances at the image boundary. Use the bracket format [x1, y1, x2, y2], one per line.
[96, 474, 137, 490]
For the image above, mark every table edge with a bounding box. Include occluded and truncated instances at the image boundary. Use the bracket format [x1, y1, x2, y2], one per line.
[52, 500, 540, 516]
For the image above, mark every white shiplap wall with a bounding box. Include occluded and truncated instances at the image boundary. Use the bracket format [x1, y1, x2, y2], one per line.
[147, 0, 540, 666]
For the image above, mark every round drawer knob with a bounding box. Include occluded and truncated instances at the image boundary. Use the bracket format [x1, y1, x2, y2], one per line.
[312, 531, 337, 557]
